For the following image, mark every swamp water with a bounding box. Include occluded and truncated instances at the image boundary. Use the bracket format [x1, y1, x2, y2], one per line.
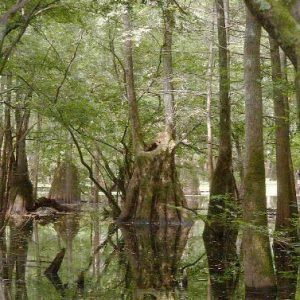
[0, 200, 299, 300]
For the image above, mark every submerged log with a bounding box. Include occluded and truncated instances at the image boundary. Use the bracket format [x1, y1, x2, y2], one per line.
[34, 197, 76, 212]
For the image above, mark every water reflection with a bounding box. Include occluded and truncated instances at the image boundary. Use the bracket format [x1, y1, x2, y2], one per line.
[0, 205, 299, 299]
[54, 214, 80, 283]
[121, 224, 191, 299]
[0, 220, 32, 300]
[273, 241, 298, 300]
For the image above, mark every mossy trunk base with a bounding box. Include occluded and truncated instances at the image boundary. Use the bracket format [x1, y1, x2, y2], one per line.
[119, 147, 188, 225]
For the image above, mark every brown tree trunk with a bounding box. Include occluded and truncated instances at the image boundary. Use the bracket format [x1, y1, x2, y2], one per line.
[0, 75, 13, 220]
[119, 140, 187, 224]
[270, 40, 298, 299]
[0, 0, 29, 44]
[203, 1, 239, 297]
[162, 0, 176, 140]
[243, 0, 300, 129]
[48, 161, 81, 204]
[270, 40, 298, 231]
[295, 49, 300, 130]
[0, 77, 4, 163]
[122, 4, 143, 154]
[242, 8, 276, 295]
[119, 2, 187, 224]
[243, 0, 300, 68]
[206, 3, 215, 187]
[32, 113, 41, 201]
[8, 89, 34, 215]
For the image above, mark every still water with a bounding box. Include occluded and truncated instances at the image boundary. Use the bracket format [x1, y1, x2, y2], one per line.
[0, 201, 298, 300]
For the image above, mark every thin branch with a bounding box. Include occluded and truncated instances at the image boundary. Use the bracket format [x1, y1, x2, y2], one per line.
[174, 120, 204, 149]
[33, 1, 61, 16]
[173, 0, 189, 16]
[181, 253, 206, 271]
[66, 126, 121, 217]
[54, 30, 84, 103]
[137, 43, 163, 102]
[0, 85, 22, 96]
[70, 125, 123, 153]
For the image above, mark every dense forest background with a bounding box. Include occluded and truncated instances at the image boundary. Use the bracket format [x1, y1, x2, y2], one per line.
[2, 0, 300, 299]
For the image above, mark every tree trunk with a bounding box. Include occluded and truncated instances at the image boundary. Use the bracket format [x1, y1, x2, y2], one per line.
[242, 8, 276, 294]
[0, 77, 4, 165]
[0, 75, 14, 219]
[295, 40, 300, 129]
[162, 0, 176, 139]
[119, 138, 187, 224]
[206, 3, 215, 187]
[119, 2, 187, 224]
[270, 41, 298, 299]
[0, 0, 29, 45]
[32, 113, 42, 200]
[203, 1, 239, 297]
[232, 132, 244, 199]
[8, 89, 34, 215]
[244, 0, 300, 68]
[48, 161, 81, 204]
[269, 39, 298, 232]
[243, 0, 300, 129]
[122, 4, 143, 153]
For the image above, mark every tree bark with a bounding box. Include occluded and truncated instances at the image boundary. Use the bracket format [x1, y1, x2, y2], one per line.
[242, 8, 276, 294]
[203, 0, 239, 297]
[48, 161, 81, 204]
[242, 0, 300, 136]
[0, 0, 30, 46]
[118, 2, 187, 224]
[118, 140, 187, 224]
[206, 3, 215, 187]
[244, 0, 300, 68]
[32, 113, 41, 200]
[0, 75, 13, 219]
[269, 39, 298, 232]
[162, 0, 176, 139]
[8, 88, 34, 215]
[122, 4, 143, 154]
[270, 41, 298, 299]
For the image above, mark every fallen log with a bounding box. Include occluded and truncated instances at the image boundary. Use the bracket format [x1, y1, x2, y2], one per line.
[34, 197, 76, 212]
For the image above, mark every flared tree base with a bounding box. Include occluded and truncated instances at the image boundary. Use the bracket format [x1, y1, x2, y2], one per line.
[118, 133, 189, 225]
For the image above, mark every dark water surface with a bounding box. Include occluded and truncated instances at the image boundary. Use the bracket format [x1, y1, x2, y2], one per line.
[0, 203, 298, 299]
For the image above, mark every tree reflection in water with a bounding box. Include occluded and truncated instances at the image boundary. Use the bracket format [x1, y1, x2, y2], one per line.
[54, 214, 80, 283]
[0, 219, 32, 300]
[1, 208, 300, 299]
[120, 224, 191, 300]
